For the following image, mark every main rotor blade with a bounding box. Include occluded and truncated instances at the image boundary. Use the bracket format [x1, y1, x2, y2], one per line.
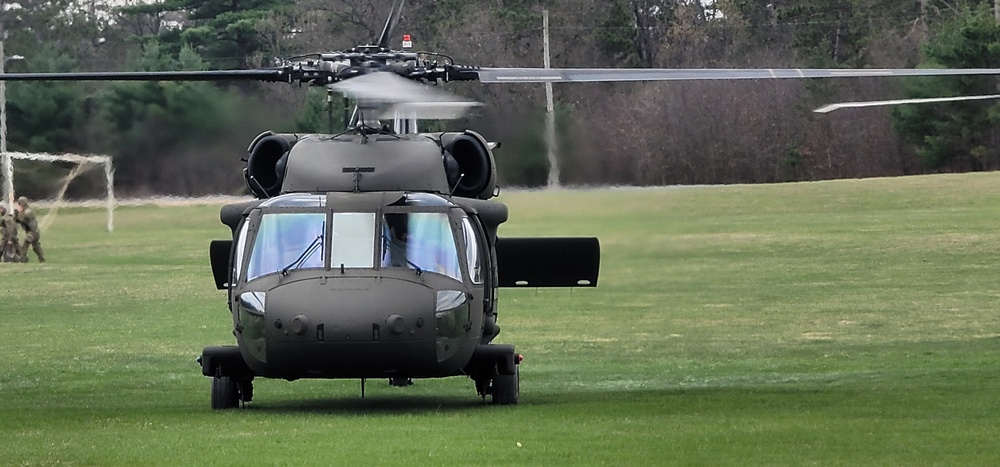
[0, 69, 286, 82]
[377, 0, 406, 49]
[814, 94, 1000, 113]
[332, 71, 475, 104]
[378, 101, 481, 120]
[332, 71, 479, 120]
[477, 67, 1000, 83]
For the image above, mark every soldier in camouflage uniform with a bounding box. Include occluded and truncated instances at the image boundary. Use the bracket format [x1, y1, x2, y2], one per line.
[14, 196, 44, 263]
[0, 205, 21, 262]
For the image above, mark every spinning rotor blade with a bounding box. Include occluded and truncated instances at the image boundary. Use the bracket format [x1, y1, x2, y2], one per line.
[476, 67, 1000, 83]
[814, 94, 1000, 113]
[5, 64, 1000, 89]
[381, 102, 482, 120]
[332, 71, 479, 120]
[332, 71, 473, 102]
[377, 0, 406, 49]
[0, 69, 286, 82]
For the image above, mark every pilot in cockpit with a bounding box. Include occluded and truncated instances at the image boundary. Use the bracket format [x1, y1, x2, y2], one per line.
[382, 214, 410, 268]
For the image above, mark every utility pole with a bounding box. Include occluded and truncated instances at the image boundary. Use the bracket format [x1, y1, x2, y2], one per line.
[543, 10, 560, 188]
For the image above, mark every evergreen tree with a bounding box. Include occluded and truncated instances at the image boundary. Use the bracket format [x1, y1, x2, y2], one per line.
[892, 3, 1000, 169]
[598, 0, 641, 66]
[118, 0, 295, 68]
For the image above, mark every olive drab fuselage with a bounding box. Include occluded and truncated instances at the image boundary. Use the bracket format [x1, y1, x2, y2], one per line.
[228, 191, 495, 379]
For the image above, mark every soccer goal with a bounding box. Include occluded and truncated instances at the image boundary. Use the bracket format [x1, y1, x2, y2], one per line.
[1, 151, 115, 232]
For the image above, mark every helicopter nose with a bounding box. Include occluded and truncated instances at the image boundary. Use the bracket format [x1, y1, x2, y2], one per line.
[266, 277, 435, 344]
[247, 277, 444, 377]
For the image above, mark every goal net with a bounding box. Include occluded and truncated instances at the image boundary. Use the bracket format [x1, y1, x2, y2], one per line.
[2, 152, 115, 232]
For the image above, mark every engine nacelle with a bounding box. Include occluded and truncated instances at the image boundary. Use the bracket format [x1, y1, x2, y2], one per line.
[245, 132, 299, 198]
[441, 130, 497, 200]
[242, 130, 496, 199]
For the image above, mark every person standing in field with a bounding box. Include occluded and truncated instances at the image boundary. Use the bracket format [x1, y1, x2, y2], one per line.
[0, 205, 21, 262]
[14, 196, 44, 263]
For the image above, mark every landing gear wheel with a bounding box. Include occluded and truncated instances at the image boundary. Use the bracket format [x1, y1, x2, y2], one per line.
[491, 366, 519, 405]
[211, 375, 241, 409]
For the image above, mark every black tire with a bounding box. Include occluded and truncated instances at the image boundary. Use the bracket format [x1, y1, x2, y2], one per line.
[491, 366, 519, 405]
[211, 375, 240, 409]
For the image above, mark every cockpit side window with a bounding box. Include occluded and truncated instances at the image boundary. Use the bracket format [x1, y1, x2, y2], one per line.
[234, 220, 250, 283]
[382, 212, 462, 282]
[461, 217, 483, 284]
[246, 212, 326, 281]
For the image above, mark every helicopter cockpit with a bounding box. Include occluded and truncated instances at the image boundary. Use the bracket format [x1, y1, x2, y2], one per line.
[381, 196, 467, 281]
[233, 192, 477, 286]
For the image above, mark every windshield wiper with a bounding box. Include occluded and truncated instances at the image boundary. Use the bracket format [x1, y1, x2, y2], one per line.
[382, 232, 423, 275]
[281, 232, 324, 276]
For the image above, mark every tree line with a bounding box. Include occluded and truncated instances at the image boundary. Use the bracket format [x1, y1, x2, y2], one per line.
[3, 0, 1000, 197]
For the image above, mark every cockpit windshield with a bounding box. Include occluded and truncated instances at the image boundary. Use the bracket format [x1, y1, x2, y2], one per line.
[331, 213, 377, 268]
[247, 213, 326, 281]
[382, 212, 462, 282]
[241, 193, 465, 283]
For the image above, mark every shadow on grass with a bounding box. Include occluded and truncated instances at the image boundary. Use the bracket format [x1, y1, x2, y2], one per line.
[244, 394, 489, 415]
[238, 384, 897, 416]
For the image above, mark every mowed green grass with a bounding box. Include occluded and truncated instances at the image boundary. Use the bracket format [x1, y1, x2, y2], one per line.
[2, 173, 1000, 465]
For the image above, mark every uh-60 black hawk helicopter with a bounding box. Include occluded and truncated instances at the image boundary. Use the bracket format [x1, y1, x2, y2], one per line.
[6, 0, 1000, 409]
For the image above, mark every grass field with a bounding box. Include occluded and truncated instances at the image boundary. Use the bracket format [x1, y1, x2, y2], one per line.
[2, 173, 1000, 465]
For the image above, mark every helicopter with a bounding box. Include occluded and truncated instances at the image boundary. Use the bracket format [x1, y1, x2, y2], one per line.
[3, 0, 1000, 409]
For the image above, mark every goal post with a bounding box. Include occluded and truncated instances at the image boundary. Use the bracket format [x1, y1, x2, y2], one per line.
[2, 151, 115, 232]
